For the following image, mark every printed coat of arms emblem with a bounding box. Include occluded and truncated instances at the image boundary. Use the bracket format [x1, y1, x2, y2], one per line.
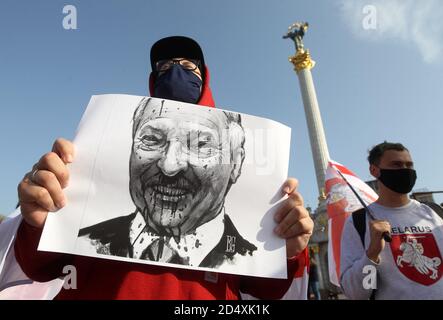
[390, 233, 442, 286]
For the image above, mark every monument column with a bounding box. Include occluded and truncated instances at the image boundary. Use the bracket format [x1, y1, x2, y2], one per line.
[284, 22, 333, 292]
[284, 22, 330, 203]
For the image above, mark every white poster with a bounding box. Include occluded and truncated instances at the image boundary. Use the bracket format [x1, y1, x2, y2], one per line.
[39, 94, 291, 278]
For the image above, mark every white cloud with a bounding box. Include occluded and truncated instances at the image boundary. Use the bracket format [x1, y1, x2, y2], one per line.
[339, 0, 443, 63]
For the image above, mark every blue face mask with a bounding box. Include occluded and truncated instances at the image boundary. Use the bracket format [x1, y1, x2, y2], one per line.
[153, 64, 202, 104]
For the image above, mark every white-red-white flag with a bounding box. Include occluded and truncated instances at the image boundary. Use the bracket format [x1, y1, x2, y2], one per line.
[241, 248, 310, 300]
[325, 160, 378, 286]
[280, 247, 309, 300]
[0, 210, 64, 300]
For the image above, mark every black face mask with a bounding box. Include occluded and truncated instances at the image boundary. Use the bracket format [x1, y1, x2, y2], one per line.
[153, 64, 202, 104]
[378, 168, 417, 194]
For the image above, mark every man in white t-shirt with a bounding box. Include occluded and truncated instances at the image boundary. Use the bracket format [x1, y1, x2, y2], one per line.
[340, 141, 443, 299]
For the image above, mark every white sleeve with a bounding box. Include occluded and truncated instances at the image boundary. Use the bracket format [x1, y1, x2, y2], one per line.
[0, 213, 29, 289]
[0, 210, 63, 299]
[339, 215, 378, 300]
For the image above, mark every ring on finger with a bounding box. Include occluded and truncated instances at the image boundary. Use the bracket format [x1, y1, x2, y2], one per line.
[30, 168, 40, 183]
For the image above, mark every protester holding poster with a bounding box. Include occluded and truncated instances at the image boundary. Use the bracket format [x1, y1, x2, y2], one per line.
[12, 36, 312, 299]
[340, 142, 443, 299]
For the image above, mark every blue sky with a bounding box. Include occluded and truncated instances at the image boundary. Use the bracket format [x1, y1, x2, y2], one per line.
[1, 0, 443, 215]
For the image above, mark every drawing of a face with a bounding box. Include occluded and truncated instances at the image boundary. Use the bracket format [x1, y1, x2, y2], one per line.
[129, 98, 245, 239]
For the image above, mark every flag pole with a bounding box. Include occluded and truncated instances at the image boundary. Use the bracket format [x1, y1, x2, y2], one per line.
[334, 168, 392, 243]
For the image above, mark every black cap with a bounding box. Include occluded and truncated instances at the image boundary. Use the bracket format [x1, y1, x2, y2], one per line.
[150, 36, 205, 73]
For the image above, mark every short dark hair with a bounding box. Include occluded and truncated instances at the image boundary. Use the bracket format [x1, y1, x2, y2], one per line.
[367, 141, 409, 165]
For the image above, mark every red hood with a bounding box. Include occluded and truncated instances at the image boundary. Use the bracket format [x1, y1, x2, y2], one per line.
[148, 65, 215, 108]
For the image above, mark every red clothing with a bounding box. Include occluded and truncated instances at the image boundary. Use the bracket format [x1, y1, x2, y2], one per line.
[15, 222, 300, 299]
[14, 66, 303, 299]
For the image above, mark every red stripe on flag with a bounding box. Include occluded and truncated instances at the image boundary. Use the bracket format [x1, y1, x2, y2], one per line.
[326, 160, 378, 287]
[294, 248, 309, 278]
[330, 162, 357, 177]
